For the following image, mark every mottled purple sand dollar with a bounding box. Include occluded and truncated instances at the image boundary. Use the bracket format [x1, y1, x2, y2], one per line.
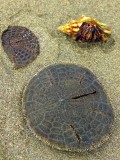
[22, 64, 114, 152]
[1, 26, 40, 69]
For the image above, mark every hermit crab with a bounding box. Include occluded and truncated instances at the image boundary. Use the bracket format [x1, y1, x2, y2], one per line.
[58, 15, 112, 43]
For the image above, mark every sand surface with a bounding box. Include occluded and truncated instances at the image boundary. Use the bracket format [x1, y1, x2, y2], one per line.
[0, 0, 120, 159]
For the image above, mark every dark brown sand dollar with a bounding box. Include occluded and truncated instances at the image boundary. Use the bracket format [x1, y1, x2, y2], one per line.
[1, 26, 39, 69]
[22, 64, 114, 152]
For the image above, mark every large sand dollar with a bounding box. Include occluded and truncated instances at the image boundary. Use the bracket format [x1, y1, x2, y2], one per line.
[22, 64, 114, 152]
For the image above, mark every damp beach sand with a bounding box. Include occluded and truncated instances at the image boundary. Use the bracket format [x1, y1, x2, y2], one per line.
[0, 0, 120, 160]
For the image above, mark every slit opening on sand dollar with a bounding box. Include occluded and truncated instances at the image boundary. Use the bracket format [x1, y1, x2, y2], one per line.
[71, 91, 96, 100]
[70, 124, 81, 144]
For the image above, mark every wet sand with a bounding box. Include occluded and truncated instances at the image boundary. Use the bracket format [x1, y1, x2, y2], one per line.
[0, 0, 120, 160]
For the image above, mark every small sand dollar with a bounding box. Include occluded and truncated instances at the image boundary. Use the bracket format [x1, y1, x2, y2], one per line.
[1, 26, 40, 69]
[22, 64, 114, 152]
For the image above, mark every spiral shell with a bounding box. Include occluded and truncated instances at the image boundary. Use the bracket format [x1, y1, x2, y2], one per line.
[58, 15, 112, 43]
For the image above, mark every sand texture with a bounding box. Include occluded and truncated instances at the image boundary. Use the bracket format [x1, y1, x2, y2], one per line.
[0, 0, 120, 160]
